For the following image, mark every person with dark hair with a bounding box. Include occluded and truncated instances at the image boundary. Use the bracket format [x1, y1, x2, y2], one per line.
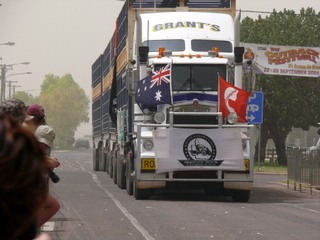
[0, 113, 51, 240]
[0, 98, 33, 124]
[0, 99, 58, 237]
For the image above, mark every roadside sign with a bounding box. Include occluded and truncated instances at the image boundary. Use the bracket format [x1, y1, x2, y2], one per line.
[247, 91, 264, 124]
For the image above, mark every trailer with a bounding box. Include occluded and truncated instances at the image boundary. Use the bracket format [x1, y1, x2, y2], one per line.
[92, 0, 255, 202]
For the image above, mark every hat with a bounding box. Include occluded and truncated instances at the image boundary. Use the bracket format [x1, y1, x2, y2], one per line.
[25, 115, 34, 121]
[27, 104, 45, 118]
[35, 125, 55, 148]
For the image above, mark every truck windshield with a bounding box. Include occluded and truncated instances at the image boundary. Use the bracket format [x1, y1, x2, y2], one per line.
[191, 40, 232, 52]
[155, 64, 226, 91]
[142, 40, 185, 52]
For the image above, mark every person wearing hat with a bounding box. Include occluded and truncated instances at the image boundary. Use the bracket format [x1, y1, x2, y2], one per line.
[25, 104, 46, 133]
[25, 104, 60, 170]
[35, 125, 55, 153]
[35, 125, 61, 228]
[34, 125, 60, 173]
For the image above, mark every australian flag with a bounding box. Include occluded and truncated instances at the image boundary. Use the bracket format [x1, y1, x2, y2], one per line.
[135, 63, 172, 110]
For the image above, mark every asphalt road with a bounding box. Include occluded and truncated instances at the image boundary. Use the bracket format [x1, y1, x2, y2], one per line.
[45, 149, 320, 240]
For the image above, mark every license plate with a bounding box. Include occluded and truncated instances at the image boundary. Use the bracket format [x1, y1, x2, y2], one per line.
[141, 158, 156, 170]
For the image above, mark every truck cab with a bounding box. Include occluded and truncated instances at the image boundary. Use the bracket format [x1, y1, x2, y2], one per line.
[92, 0, 254, 202]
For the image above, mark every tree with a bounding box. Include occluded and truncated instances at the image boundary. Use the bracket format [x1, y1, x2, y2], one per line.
[38, 73, 89, 147]
[40, 74, 60, 92]
[12, 91, 38, 107]
[241, 8, 320, 165]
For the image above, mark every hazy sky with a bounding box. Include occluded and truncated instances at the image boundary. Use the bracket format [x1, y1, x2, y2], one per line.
[0, 0, 319, 137]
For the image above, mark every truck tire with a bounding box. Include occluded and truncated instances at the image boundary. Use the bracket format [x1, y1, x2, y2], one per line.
[231, 190, 251, 202]
[133, 175, 153, 200]
[117, 153, 126, 189]
[92, 148, 99, 171]
[106, 151, 111, 175]
[103, 151, 108, 172]
[126, 150, 133, 195]
[113, 150, 117, 184]
[109, 151, 113, 179]
[204, 188, 220, 196]
[98, 142, 104, 171]
[102, 150, 107, 172]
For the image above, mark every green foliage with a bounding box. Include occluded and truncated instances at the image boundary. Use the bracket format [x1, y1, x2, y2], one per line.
[12, 91, 38, 107]
[241, 8, 320, 46]
[254, 162, 287, 174]
[241, 8, 320, 165]
[260, 75, 320, 131]
[12, 73, 89, 148]
[38, 73, 89, 147]
[41, 74, 60, 93]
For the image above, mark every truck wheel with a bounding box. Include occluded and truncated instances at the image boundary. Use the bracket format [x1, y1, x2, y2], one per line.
[113, 151, 117, 184]
[204, 188, 220, 196]
[109, 151, 113, 179]
[102, 151, 107, 172]
[106, 151, 111, 175]
[92, 148, 99, 171]
[133, 176, 153, 200]
[126, 150, 133, 195]
[97, 142, 104, 171]
[231, 190, 251, 202]
[117, 153, 126, 189]
[105, 151, 109, 173]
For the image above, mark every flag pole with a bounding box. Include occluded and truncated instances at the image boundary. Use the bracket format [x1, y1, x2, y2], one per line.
[217, 73, 220, 113]
[169, 62, 173, 105]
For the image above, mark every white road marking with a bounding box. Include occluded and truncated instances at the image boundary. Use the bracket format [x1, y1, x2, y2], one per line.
[277, 203, 320, 214]
[80, 164, 155, 240]
[41, 221, 55, 231]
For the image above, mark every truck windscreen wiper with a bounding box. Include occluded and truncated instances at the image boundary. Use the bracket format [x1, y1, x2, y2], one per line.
[192, 78, 205, 93]
[177, 78, 191, 92]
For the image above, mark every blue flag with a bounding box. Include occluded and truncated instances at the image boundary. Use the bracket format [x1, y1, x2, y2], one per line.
[135, 63, 172, 110]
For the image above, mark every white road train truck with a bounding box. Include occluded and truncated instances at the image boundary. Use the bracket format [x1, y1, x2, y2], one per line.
[92, 0, 254, 202]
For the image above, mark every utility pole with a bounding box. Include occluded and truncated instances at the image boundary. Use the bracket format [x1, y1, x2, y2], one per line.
[12, 85, 21, 96]
[0, 42, 16, 102]
[7, 80, 18, 98]
[1, 65, 6, 103]
[0, 63, 30, 103]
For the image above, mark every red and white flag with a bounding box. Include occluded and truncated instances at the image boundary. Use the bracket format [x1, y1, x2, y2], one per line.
[219, 76, 250, 122]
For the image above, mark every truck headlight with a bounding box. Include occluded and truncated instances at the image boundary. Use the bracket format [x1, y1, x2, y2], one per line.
[153, 111, 165, 123]
[143, 140, 154, 150]
[227, 112, 238, 124]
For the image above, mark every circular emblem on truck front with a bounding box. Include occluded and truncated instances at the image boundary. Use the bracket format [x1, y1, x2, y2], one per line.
[183, 134, 217, 161]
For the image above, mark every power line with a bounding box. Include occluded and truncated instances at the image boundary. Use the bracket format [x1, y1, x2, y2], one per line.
[238, 9, 319, 17]
[22, 89, 41, 92]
